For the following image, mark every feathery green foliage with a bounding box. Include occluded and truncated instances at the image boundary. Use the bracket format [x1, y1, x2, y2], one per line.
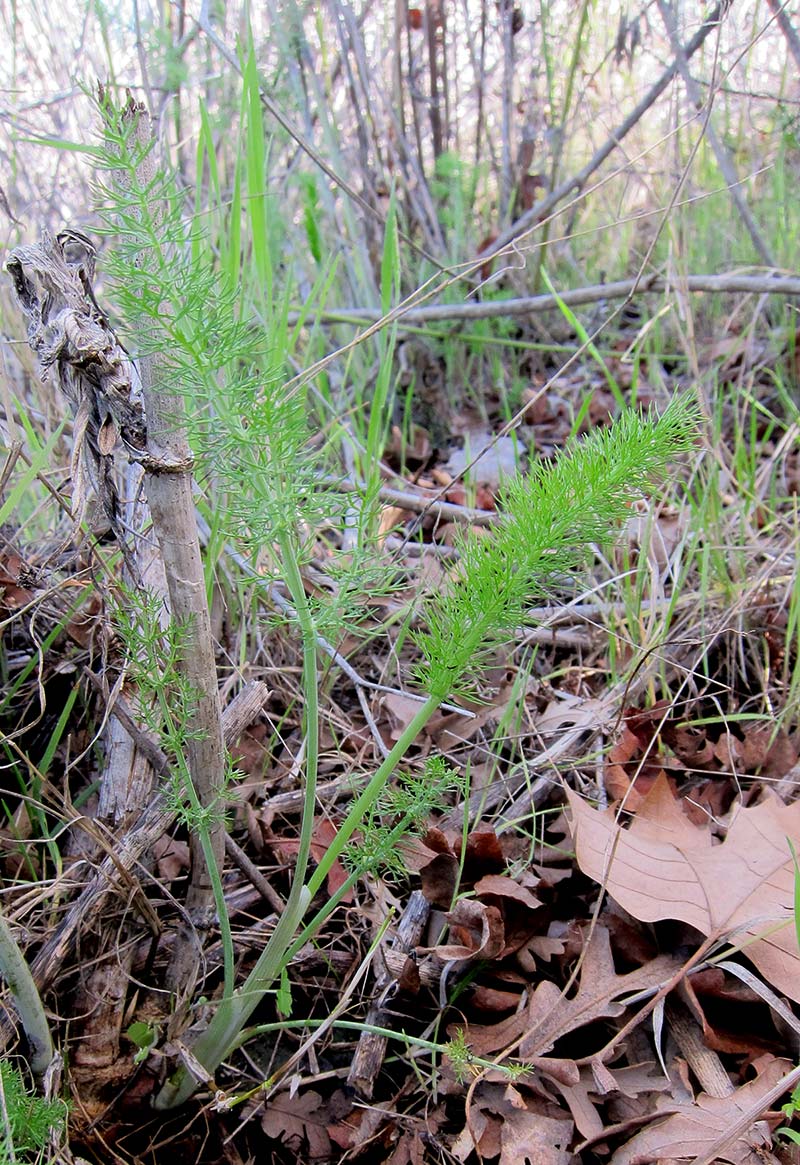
[415, 397, 700, 701]
[60, 81, 702, 1114]
[0, 1062, 66, 1163]
[5, 0, 800, 1150]
[345, 757, 465, 880]
[154, 386, 699, 1107]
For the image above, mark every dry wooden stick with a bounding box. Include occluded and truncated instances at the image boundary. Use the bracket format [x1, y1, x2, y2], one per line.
[328, 476, 498, 526]
[11, 116, 215, 1017]
[6, 227, 172, 1081]
[105, 95, 229, 997]
[286, 273, 800, 328]
[223, 835, 285, 914]
[347, 890, 431, 1097]
[665, 998, 743, 1099]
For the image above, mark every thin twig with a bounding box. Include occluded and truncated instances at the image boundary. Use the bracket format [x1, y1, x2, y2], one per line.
[223, 835, 285, 913]
[328, 476, 497, 526]
[765, 0, 800, 71]
[483, 1, 731, 262]
[348, 889, 430, 1097]
[193, 513, 477, 720]
[657, 0, 774, 266]
[196, 7, 447, 273]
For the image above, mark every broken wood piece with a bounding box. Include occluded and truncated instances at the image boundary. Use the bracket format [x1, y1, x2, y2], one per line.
[348, 890, 431, 1097]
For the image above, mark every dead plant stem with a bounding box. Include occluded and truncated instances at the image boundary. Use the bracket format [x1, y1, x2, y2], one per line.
[111, 97, 228, 994]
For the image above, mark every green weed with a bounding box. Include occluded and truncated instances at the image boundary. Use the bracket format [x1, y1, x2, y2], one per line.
[0, 1062, 66, 1164]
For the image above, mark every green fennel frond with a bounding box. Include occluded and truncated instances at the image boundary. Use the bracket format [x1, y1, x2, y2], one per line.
[345, 757, 465, 879]
[414, 397, 699, 700]
[0, 1061, 67, 1160]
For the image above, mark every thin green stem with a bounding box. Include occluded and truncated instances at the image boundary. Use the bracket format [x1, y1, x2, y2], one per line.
[0, 908, 52, 1076]
[220, 1018, 521, 1100]
[283, 798, 430, 967]
[198, 819, 235, 999]
[153, 691, 440, 1110]
[154, 528, 321, 1110]
[305, 694, 441, 898]
[276, 530, 320, 900]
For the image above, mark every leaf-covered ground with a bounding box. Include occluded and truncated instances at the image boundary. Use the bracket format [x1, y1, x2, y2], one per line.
[2, 318, 800, 1164]
[2, 3, 800, 1164]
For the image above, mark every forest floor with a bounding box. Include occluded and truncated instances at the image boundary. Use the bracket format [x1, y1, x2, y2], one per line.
[2, 3, 800, 1164]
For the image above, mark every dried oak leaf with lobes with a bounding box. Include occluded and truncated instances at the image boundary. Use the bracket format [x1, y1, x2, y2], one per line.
[451, 1083, 573, 1165]
[260, 1089, 331, 1160]
[567, 775, 800, 1002]
[462, 925, 680, 1060]
[609, 1055, 792, 1165]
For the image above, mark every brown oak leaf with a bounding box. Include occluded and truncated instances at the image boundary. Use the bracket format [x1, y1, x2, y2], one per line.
[452, 1083, 573, 1164]
[464, 925, 680, 1059]
[610, 1056, 791, 1164]
[261, 1089, 332, 1160]
[567, 775, 800, 1002]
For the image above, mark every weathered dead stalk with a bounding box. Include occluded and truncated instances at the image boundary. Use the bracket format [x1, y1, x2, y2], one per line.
[106, 95, 229, 998]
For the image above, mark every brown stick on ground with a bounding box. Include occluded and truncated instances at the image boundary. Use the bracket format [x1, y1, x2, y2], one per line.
[348, 890, 431, 1097]
[665, 997, 780, 1165]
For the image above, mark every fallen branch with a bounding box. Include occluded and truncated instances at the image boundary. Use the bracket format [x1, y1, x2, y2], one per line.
[348, 890, 431, 1098]
[285, 273, 800, 328]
